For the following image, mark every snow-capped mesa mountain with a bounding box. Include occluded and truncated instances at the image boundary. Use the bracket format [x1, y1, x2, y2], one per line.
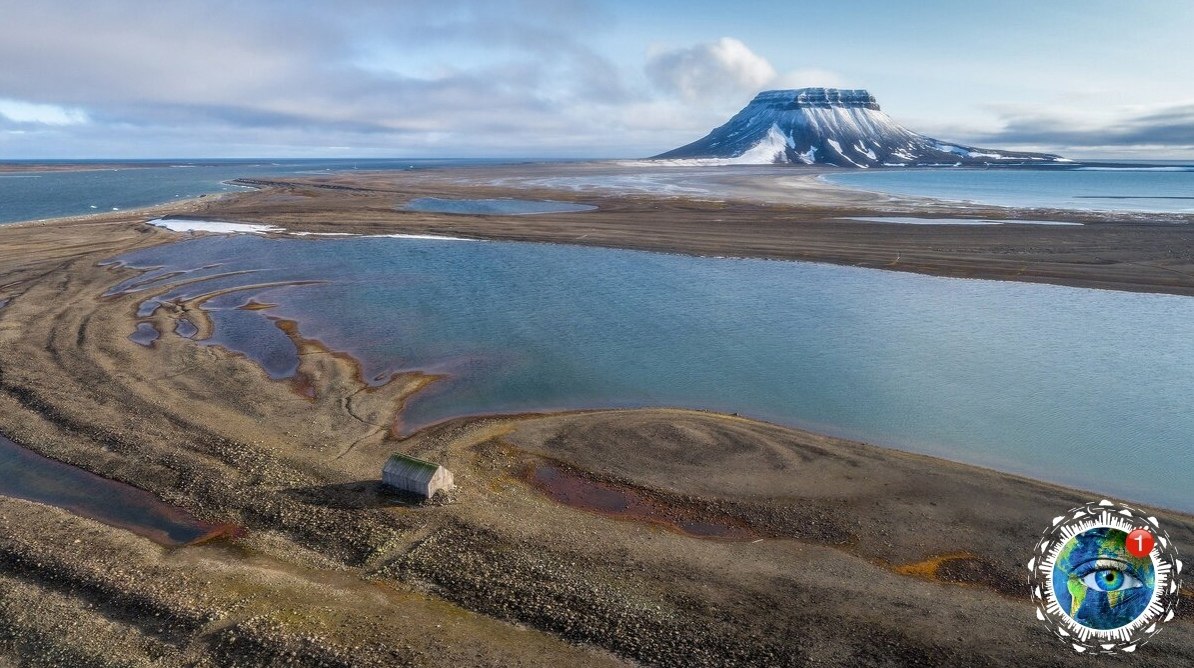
[653, 88, 1066, 167]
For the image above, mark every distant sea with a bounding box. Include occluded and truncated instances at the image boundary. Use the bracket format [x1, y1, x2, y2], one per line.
[824, 162, 1194, 214]
[0, 159, 521, 225]
[4, 159, 1194, 225]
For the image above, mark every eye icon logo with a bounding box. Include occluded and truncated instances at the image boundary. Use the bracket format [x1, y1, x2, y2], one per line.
[1029, 500, 1182, 654]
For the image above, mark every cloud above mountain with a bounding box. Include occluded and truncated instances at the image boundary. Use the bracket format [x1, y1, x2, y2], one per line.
[645, 38, 844, 103]
[0, 1, 859, 157]
[645, 38, 776, 101]
[0, 0, 1189, 159]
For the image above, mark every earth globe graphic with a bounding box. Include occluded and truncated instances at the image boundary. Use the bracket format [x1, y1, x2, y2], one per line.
[1052, 527, 1156, 630]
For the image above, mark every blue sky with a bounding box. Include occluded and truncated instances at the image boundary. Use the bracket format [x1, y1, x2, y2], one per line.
[1, 0, 1191, 159]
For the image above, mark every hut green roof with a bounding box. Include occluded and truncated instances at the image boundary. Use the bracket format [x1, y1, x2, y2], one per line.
[382, 453, 456, 499]
[384, 453, 439, 482]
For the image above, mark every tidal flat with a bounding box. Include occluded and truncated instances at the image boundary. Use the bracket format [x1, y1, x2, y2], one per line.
[0, 164, 1193, 666]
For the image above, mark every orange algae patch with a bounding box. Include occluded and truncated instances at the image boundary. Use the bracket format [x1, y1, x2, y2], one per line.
[894, 552, 980, 579]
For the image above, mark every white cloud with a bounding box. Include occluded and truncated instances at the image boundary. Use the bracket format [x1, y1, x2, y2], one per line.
[0, 5, 1189, 159]
[0, 0, 636, 155]
[0, 7, 855, 158]
[773, 68, 845, 90]
[645, 38, 777, 102]
[0, 98, 88, 125]
[645, 37, 845, 109]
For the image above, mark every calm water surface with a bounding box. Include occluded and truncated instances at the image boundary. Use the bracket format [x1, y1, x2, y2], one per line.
[0, 434, 219, 544]
[825, 166, 1194, 213]
[109, 235, 1194, 511]
[0, 159, 520, 225]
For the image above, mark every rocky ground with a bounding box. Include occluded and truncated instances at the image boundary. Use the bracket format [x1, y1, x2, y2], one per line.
[0, 168, 1192, 666]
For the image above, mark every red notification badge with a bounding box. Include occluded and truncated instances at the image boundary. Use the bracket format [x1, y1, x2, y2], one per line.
[1126, 528, 1155, 558]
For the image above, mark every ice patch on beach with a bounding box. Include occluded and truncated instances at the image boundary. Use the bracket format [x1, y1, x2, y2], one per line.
[371, 233, 476, 241]
[148, 217, 474, 241]
[148, 218, 284, 234]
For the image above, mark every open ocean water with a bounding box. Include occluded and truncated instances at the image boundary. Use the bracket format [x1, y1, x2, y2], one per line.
[824, 163, 1194, 213]
[5, 160, 1192, 223]
[0, 158, 516, 225]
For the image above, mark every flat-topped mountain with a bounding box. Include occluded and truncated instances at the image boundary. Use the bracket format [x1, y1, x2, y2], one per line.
[653, 87, 1066, 167]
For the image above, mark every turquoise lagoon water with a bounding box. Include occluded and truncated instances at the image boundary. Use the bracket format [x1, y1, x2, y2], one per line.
[110, 235, 1194, 511]
[825, 165, 1194, 213]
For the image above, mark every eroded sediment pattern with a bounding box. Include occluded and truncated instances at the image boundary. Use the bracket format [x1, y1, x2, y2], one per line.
[1, 175, 1193, 666]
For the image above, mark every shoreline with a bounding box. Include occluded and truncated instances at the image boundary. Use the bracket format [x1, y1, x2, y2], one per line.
[8, 164, 1194, 505]
[83, 243, 1194, 513]
[816, 170, 1194, 216]
[7, 165, 1194, 488]
[168, 162, 1194, 298]
[154, 212, 1194, 300]
[0, 188, 246, 230]
[1, 168, 1194, 664]
[128, 256, 1194, 514]
[102, 222, 1194, 514]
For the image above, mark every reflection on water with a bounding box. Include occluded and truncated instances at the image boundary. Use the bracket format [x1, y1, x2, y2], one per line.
[108, 235, 1194, 511]
[129, 322, 160, 346]
[0, 434, 227, 545]
[826, 167, 1194, 213]
[175, 318, 198, 338]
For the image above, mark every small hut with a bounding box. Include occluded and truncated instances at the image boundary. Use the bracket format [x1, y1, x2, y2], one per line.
[382, 453, 454, 498]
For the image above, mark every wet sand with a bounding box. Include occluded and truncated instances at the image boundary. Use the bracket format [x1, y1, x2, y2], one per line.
[0, 167, 1192, 665]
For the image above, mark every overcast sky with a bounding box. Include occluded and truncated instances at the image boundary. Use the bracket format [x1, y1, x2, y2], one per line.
[1, 0, 1192, 159]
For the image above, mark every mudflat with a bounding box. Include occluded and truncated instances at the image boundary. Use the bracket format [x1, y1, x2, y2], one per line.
[0, 166, 1192, 666]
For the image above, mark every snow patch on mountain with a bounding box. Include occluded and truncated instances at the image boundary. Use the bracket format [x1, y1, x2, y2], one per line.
[653, 87, 1065, 168]
[734, 124, 793, 164]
